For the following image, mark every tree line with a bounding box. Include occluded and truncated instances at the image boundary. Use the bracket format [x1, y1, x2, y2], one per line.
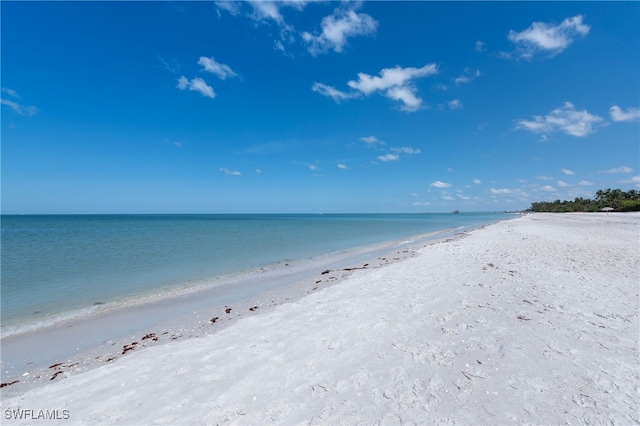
[529, 188, 640, 213]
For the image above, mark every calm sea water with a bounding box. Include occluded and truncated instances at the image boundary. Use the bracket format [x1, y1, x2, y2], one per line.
[1, 214, 506, 335]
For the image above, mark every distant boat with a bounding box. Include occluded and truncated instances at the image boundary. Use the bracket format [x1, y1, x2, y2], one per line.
[452, 209, 460, 214]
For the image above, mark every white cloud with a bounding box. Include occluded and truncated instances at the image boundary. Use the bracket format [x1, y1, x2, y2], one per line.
[173, 141, 183, 148]
[348, 64, 437, 95]
[311, 82, 360, 103]
[337, 163, 348, 169]
[248, 0, 286, 24]
[314, 64, 437, 111]
[309, 165, 319, 171]
[385, 86, 423, 112]
[609, 105, 640, 122]
[255, 168, 263, 174]
[538, 185, 557, 192]
[220, 168, 241, 176]
[508, 15, 590, 60]
[618, 176, 640, 186]
[561, 168, 575, 175]
[177, 76, 215, 98]
[344, 64, 438, 111]
[412, 201, 431, 206]
[557, 180, 571, 187]
[578, 180, 593, 186]
[391, 147, 421, 154]
[378, 154, 400, 162]
[215, 1, 242, 16]
[475, 41, 486, 52]
[302, 5, 378, 55]
[360, 136, 380, 144]
[473, 179, 482, 184]
[537, 175, 554, 181]
[602, 166, 634, 174]
[448, 99, 463, 110]
[516, 102, 603, 137]
[430, 181, 451, 188]
[198, 57, 238, 80]
[246, 0, 310, 52]
[490, 188, 514, 195]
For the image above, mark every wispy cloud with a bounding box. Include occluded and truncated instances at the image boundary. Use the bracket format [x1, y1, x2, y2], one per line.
[248, 0, 287, 25]
[215, 1, 242, 16]
[537, 185, 557, 192]
[516, 102, 603, 137]
[448, 99, 463, 110]
[198, 57, 238, 80]
[360, 136, 382, 145]
[337, 163, 349, 170]
[454, 68, 480, 85]
[1, 88, 21, 98]
[618, 176, 640, 187]
[311, 82, 360, 103]
[578, 180, 593, 186]
[314, 64, 438, 112]
[561, 168, 575, 175]
[378, 154, 399, 162]
[302, 4, 378, 55]
[609, 105, 640, 122]
[475, 41, 486, 53]
[506, 15, 590, 60]
[0, 88, 38, 115]
[430, 180, 451, 188]
[490, 188, 515, 195]
[473, 179, 482, 184]
[348, 64, 437, 96]
[177, 76, 215, 98]
[391, 147, 421, 154]
[220, 168, 241, 176]
[245, 0, 315, 53]
[157, 56, 180, 73]
[601, 166, 634, 174]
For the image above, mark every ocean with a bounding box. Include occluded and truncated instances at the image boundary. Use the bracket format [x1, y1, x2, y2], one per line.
[1, 213, 506, 336]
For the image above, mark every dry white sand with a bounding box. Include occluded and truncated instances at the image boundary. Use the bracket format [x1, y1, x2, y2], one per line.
[2, 213, 639, 425]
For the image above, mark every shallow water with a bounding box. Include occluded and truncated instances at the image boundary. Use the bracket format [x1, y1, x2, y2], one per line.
[1, 213, 506, 335]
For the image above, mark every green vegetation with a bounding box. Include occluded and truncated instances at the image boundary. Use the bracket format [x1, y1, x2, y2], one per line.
[529, 189, 640, 213]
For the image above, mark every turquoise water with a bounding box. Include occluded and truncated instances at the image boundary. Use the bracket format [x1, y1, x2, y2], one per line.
[1, 214, 506, 334]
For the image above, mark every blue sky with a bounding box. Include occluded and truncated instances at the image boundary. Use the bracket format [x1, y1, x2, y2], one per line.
[2, 1, 639, 214]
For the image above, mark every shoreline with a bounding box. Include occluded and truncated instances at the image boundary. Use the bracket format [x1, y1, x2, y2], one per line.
[1, 223, 487, 398]
[2, 213, 637, 425]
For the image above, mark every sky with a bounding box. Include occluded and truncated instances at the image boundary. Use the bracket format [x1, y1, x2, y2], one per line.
[1, 1, 639, 214]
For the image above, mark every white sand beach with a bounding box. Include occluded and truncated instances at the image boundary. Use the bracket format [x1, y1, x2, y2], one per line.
[2, 213, 639, 425]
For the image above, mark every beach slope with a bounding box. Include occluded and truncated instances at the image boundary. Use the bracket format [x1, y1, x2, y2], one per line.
[2, 213, 639, 424]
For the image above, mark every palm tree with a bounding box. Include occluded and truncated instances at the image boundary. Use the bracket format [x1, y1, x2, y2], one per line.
[610, 189, 624, 208]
